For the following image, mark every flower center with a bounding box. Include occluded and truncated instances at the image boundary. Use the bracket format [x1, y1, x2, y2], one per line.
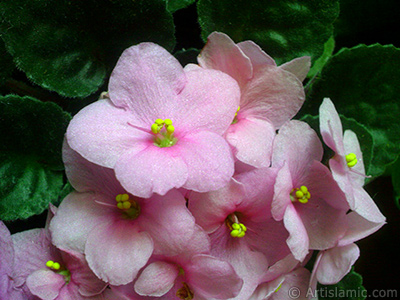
[290, 185, 311, 204]
[115, 193, 140, 219]
[345, 153, 357, 168]
[231, 106, 241, 124]
[177, 282, 194, 300]
[151, 118, 177, 148]
[46, 260, 71, 284]
[225, 213, 247, 238]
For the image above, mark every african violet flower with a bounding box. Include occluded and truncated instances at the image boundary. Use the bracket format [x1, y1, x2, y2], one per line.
[50, 142, 202, 285]
[8, 224, 108, 300]
[66, 42, 240, 198]
[188, 168, 292, 299]
[198, 32, 309, 168]
[319, 98, 386, 223]
[271, 120, 350, 261]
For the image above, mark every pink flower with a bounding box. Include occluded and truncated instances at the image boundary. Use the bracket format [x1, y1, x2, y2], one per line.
[319, 98, 386, 223]
[50, 142, 202, 285]
[271, 120, 350, 261]
[10, 227, 108, 300]
[188, 168, 291, 299]
[198, 32, 309, 168]
[66, 42, 240, 198]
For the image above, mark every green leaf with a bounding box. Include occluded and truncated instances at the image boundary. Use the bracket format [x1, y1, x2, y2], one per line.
[0, 0, 175, 98]
[317, 269, 366, 300]
[391, 157, 400, 210]
[0, 95, 71, 221]
[306, 44, 400, 177]
[307, 36, 335, 79]
[167, 0, 196, 13]
[301, 115, 374, 176]
[0, 39, 14, 86]
[197, 0, 339, 65]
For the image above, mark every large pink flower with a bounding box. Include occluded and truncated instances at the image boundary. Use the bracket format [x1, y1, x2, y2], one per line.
[66, 42, 240, 198]
[50, 142, 202, 285]
[319, 98, 386, 223]
[198, 32, 309, 168]
[271, 120, 350, 261]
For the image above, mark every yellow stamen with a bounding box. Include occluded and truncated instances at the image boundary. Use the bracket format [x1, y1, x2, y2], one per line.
[230, 222, 247, 238]
[291, 186, 310, 204]
[46, 260, 61, 270]
[151, 118, 177, 147]
[275, 283, 283, 292]
[234, 106, 241, 117]
[177, 282, 194, 300]
[345, 153, 358, 168]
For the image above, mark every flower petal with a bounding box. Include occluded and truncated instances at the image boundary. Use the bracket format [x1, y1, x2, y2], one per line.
[114, 145, 188, 198]
[226, 117, 275, 168]
[0, 222, 13, 276]
[279, 56, 311, 82]
[85, 221, 153, 285]
[237, 40, 276, 69]
[134, 261, 179, 297]
[26, 269, 64, 300]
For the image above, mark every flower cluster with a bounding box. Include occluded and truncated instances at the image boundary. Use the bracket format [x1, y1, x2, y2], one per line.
[0, 32, 385, 300]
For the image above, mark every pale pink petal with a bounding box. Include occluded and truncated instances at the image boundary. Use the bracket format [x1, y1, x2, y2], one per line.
[188, 179, 245, 233]
[109, 42, 187, 120]
[134, 261, 179, 297]
[262, 254, 300, 282]
[179, 131, 235, 193]
[138, 190, 199, 256]
[26, 269, 64, 300]
[172, 68, 241, 135]
[85, 221, 153, 285]
[272, 162, 293, 221]
[329, 158, 356, 209]
[66, 99, 148, 168]
[240, 67, 305, 128]
[198, 31, 253, 89]
[316, 244, 360, 285]
[50, 192, 112, 253]
[114, 145, 188, 198]
[352, 187, 386, 223]
[248, 277, 284, 300]
[237, 40, 276, 68]
[0, 222, 13, 276]
[319, 98, 345, 155]
[272, 120, 323, 176]
[186, 254, 243, 300]
[271, 268, 311, 300]
[279, 56, 311, 82]
[283, 204, 309, 261]
[339, 212, 385, 246]
[226, 117, 275, 167]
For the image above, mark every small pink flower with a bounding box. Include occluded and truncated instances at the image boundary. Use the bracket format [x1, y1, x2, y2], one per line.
[319, 98, 386, 223]
[271, 120, 350, 261]
[198, 32, 309, 168]
[66, 42, 240, 198]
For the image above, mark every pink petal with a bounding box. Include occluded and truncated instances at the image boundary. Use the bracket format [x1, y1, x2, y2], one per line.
[198, 32, 253, 89]
[279, 56, 311, 82]
[134, 261, 179, 297]
[109, 42, 187, 118]
[188, 179, 245, 233]
[248, 276, 284, 300]
[237, 40, 276, 69]
[66, 99, 148, 168]
[319, 98, 345, 155]
[114, 145, 188, 198]
[225, 117, 275, 168]
[50, 192, 112, 253]
[339, 212, 385, 246]
[272, 162, 293, 221]
[329, 158, 356, 209]
[283, 204, 309, 261]
[272, 120, 323, 176]
[186, 254, 243, 300]
[26, 269, 64, 300]
[316, 244, 360, 285]
[171, 68, 241, 136]
[138, 190, 199, 256]
[343, 130, 366, 185]
[179, 131, 235, 193]
[85, 221, 153, 285]
[271, 268, 311, 300]
[352, 187, 386, 223]
[240, 66, 305, 129]
[0, 222, 13, 276]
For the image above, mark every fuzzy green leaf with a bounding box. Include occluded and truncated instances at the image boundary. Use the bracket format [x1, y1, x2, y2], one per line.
[0, 39, 14, 86]
[0, 0, 175, 98]
[306, 44, 400, 177]
[0, 95, 71, 221]
[197, 0, 339, 65]
[317, 269, 366, 300]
